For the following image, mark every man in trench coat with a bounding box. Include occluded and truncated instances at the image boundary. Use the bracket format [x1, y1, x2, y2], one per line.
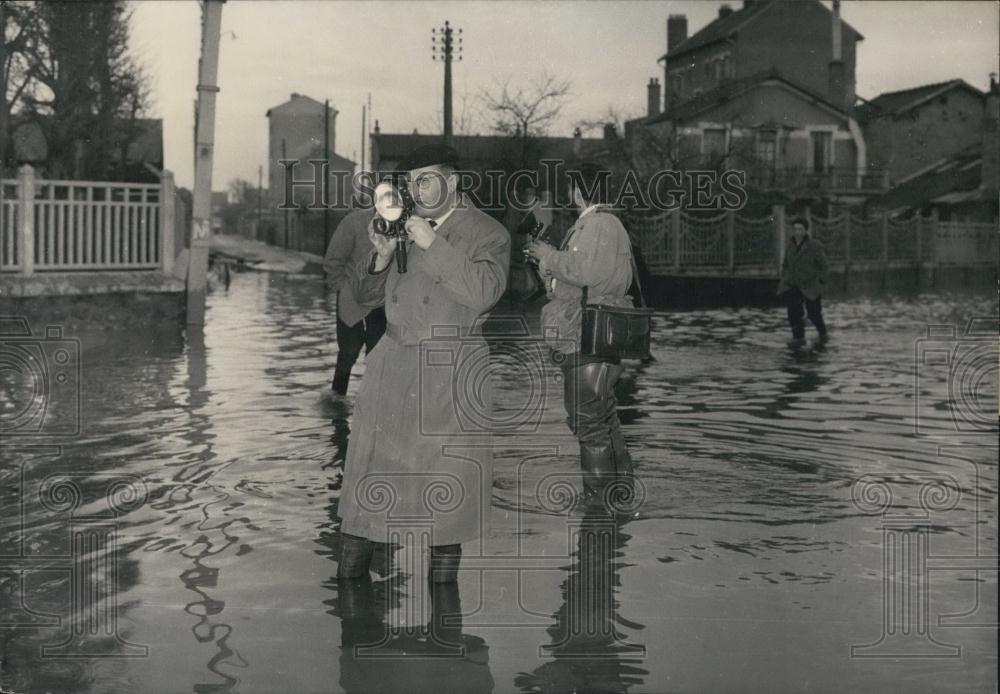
[336, 144, 510, 583]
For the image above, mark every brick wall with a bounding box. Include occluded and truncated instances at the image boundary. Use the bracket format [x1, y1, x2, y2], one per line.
[664, 1, 858, 110]
[739, 0, 857, 108]
[863, 88, 985, 183]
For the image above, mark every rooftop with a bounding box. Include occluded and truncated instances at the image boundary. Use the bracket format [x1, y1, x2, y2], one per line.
[870, 143, 984, 212]
[371, 132, 607, 167]
[642, 68, 847, 125]
[856, 79, 985, 121]
[660, 0, 862, 63]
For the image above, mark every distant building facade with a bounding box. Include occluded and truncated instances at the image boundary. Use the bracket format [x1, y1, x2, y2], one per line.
[858, 80, 986, 185]
[629, 0, 878, 205]
[266, 93, 354, 208]
[866, 77, 999, 223]
[659, 0, 862, 114]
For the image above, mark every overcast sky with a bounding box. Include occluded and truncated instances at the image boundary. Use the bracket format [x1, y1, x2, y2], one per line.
[130, 1, 1000, 190]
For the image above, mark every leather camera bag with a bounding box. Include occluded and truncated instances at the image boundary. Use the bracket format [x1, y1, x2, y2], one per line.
[580, 244, 653, 361]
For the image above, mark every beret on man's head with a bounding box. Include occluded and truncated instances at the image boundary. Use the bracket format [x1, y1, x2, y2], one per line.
[399, 143, 460, 172]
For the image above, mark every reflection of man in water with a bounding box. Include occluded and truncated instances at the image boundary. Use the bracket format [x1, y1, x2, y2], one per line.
[777, 219, 829, 347]
[514, 509, 647, 692]
[335, 578, 493, 693]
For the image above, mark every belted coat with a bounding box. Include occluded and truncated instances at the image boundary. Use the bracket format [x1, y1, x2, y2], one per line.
[536, 208, 634, 353]
[336, 200, 510, 546]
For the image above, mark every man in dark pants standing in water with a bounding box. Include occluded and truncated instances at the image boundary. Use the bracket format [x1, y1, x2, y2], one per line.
[778, 219, 829, 347]
[526, 163, 636, 507]
[324, 208, 387, 396]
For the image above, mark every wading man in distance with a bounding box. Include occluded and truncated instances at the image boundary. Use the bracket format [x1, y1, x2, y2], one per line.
[526, 162, 636, 506]
[777, 218, 829, 347]
[336, 144, 510, 582]
[323, 207, 388, 397]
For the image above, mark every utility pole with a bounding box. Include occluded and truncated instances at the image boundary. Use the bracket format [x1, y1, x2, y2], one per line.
[257, 164, 262, 240]
[360, 104, 366, 174]
[188, 0, 224, 327]
[281, 138, 288, 248]
[432, 21, 461, 146]
[323, 98, 330, 249]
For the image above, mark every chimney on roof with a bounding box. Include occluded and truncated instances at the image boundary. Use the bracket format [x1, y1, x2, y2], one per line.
[718, 4, 734, 19]
[603, 123, 617, 140]
[647, 78, 661, 117]
[667, 15, 688, 52]
[374, 119, 380, 135]
[573, 127, 582, 156]
[982, 73, 999, 195]
[828, 0, 846, 110]
[291, 92, 300, 100]
[665, 16, 688, 114]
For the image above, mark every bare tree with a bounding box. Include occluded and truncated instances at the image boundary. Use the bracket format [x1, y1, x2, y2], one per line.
[576, 106, 691, 183]
[19, 1, 149, 179]
[480, 71, 572, 138]
[0, 1, 34, 171]
[420, 90, 486, 137]
[478, 71, 573, 174]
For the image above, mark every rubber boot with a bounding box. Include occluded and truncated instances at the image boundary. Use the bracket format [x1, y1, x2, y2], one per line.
[606, 429, 639, 514]
[429, 544, 462, 584]
[580, 443, 617, 501]
[337, 533, 375, 578]
[428, 581, 464, 652]
[609, 429, 634, 477]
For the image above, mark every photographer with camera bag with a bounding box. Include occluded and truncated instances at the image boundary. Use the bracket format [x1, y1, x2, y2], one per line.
[526, 162, 649, 509]
[336, 144, 510, 583]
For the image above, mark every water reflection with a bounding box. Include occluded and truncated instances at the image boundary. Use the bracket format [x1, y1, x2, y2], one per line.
[760, 347, 829, 420]
[332, 577, 493, 694]
[2, 272, 994, 694]
[318, 399, 494, 692]
[175, 326, 247, 693]
[516, 510, 647, 693]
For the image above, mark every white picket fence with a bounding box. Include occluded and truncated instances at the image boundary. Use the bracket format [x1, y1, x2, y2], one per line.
[0, 165, 175, 275]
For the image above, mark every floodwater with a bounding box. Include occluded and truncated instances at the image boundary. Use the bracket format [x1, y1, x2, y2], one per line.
[1, 271, 996, 694]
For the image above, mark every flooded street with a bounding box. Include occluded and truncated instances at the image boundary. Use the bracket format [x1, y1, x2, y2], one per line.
[2, 271, 996, 694]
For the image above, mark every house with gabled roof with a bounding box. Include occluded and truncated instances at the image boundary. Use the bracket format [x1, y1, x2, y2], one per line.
[628, 1, 878, 203]
[865, 76, 998, 223]
[659, 0, 862, 114]
[857, 79, 986, 185]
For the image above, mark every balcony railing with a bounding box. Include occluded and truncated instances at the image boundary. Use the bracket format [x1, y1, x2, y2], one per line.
[739, 165, 890, 194]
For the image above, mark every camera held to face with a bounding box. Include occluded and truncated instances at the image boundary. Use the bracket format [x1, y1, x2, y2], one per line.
[372, 179, 416, 273]
[522, 220, 548, 264]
